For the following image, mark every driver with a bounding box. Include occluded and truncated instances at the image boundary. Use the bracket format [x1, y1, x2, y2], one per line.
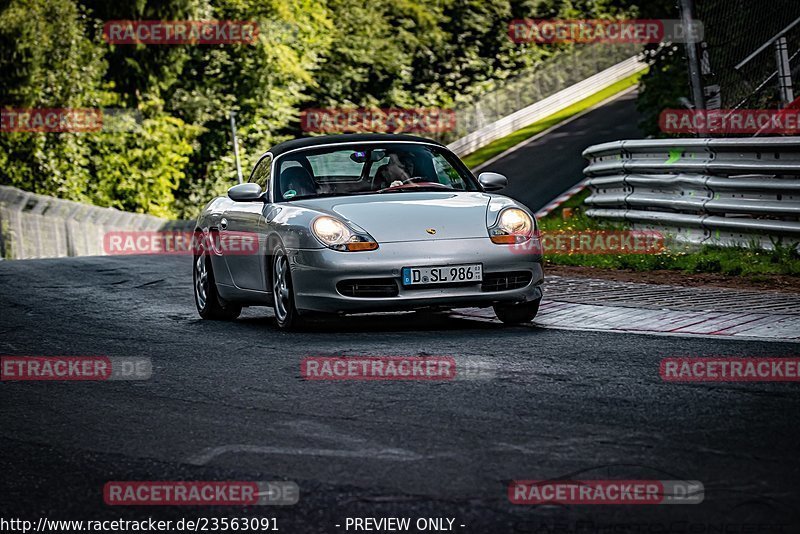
[373, 152, 414, 189]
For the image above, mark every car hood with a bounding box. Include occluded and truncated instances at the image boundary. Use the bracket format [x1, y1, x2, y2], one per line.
[293, 192, 492, 242]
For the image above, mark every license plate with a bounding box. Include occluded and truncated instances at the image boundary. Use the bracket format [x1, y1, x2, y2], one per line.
[402, 264, 483, 286]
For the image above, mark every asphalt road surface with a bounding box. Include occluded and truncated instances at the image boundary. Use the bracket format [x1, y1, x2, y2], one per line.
[1, 254, 799, 533]
[482, 89, 643, 212]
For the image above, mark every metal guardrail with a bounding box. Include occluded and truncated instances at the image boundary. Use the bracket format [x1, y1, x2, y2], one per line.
[582, 137, 800, 249]
[0, 186, 194, 259]
[445, 44, 646, 156]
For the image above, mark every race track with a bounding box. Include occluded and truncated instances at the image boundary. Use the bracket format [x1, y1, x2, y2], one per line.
[481, 89, 643, 213]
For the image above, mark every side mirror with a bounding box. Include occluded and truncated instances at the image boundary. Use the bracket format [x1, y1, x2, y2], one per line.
[478, 172, 508, 192]
[228, 183, 265, 202]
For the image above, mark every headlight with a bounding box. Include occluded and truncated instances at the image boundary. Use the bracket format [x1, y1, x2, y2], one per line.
[498, 208, 532, 234]
[489, 207, 534, 244]
[312, 217, 349, 245]
[312, 216, 378, 251]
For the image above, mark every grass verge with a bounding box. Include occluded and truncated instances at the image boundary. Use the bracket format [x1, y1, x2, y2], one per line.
[462, 69, 647, 169]
[537, 190, 800, 278]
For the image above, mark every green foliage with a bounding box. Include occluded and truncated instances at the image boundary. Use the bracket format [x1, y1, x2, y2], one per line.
[1, 0, 650, 219]
[629, 0, 688, 138]
[0, 0, 201, 215]
[0, 0, 103, 199]
[636, 45, 688, 137]
[86, 113, 198, 217]
[0, 0, 106, 107]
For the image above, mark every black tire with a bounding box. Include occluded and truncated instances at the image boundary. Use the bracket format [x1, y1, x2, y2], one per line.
[271, 244, 304, 330]
[193, 248, 241, 321]
[493, 298, 541, 325]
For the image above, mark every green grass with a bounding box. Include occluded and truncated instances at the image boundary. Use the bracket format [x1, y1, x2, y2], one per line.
[462, 69, 647, 169]
[538, 191, 800, 277]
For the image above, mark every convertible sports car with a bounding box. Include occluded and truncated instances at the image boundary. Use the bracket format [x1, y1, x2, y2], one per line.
[193, 134, 543, 330]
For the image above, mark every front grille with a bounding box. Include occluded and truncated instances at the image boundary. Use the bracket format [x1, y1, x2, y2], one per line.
[481, 271, 532, 292]
[402, 281, 477, 290]
[337, 278, 399, 298]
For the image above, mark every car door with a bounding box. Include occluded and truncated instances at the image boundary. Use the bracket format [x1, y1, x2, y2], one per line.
[222, 155, 272, 291]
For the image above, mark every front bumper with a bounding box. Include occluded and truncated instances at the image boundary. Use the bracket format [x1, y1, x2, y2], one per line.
[287, 237, 543, 314]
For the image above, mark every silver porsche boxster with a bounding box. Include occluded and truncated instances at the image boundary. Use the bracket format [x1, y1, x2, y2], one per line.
[193, 134, 543, 330]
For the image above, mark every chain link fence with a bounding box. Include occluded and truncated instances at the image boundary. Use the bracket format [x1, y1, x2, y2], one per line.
[696, 0, 800, 111]
[432, 42, 640, 146]
[0, 186, 193, 260]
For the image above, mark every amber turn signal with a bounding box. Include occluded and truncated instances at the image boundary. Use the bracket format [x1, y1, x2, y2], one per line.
[344, 241, 379, 251]
[490, 235, 518, 244]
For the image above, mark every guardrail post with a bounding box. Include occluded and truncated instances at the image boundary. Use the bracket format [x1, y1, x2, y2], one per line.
[0, 187, 31, 259]
[679, 0, 705, 112]
[775, 36, 795, 106]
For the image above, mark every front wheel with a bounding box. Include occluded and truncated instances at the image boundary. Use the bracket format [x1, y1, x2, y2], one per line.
[493, 298, 540, 325]
[271, 245, 303, 330]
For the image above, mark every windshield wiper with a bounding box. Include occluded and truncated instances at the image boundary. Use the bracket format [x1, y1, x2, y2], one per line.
[286, 188, 453, 201]
[287, 192, 351, 200]
[377, 186, 453, 194]
[285, 191, 378, 201]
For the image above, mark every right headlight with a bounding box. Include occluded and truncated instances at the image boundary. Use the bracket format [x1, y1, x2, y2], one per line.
[488, 207, 534, 244]
[312, 216, 378, 251]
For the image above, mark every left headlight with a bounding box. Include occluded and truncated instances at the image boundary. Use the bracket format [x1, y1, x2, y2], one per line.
[489, 207, 534, 244]
[312, 216, 378, 251]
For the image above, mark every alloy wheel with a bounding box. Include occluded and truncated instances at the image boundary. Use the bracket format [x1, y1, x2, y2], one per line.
[273, 254, 291, 322]
[194, 254, 208, 309]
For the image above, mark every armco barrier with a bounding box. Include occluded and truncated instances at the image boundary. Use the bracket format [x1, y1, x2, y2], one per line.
[582, 137, 800, 249]
[0, 186, 193, 259]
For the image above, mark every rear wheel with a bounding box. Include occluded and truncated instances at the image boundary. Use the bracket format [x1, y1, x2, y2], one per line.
[193, 246, 241, 321]
[493, 298, 540, 325]
[271, 245, 303, 330]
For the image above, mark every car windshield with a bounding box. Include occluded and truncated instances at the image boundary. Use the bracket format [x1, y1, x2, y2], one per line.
[273, 143, 479, 202]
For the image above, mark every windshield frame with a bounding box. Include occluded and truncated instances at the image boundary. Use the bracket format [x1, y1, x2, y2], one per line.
[269, 141, 480, 203]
